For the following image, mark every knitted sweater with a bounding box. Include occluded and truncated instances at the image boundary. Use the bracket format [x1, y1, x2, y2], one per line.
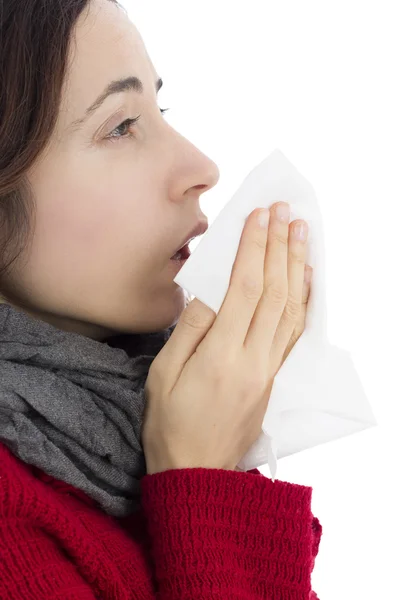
[0, 442, 322, 599]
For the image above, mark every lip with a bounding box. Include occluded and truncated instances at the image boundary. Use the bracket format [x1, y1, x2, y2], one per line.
[170, 220, 209, 258]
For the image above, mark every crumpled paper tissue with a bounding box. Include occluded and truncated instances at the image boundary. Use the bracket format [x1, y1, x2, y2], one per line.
[173, 148, 377, 479]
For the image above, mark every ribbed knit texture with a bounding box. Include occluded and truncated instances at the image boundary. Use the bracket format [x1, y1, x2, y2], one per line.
[0, 442, 322, 599]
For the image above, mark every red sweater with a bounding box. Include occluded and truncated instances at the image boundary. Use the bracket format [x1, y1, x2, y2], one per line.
[0, 442, 322, 599]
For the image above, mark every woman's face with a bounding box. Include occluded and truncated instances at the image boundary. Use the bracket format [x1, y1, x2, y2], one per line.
[3, 0, 219, 340]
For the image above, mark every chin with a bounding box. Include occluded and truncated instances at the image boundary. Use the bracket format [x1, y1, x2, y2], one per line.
[147, 288, 188, 333]
[113, 287, 188, 336]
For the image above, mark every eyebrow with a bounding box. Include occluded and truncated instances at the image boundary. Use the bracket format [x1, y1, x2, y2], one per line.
[68, 76, 163, 132]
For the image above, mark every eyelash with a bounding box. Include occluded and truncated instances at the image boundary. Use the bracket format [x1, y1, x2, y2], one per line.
[105, 108, 170, 143]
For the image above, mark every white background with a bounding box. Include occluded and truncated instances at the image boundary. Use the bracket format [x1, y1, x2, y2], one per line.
[122, 1, 399, 598]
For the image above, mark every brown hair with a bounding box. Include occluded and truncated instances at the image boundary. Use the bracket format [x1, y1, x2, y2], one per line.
[0, 0, 121, 299]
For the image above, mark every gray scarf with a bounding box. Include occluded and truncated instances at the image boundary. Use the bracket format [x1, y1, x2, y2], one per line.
[0, 303, 175, 518]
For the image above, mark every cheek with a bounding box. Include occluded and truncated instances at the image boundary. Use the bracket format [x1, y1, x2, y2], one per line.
[37, 191, 111, 249]
[24, 160, 161, 297]
[29, 183, 155, 281]
[26, 182, 122, 285]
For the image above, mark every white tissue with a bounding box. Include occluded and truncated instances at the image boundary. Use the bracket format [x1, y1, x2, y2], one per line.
[173, 148, 377, 479]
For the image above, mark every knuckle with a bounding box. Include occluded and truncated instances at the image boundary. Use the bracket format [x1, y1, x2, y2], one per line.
[272, 230, 288, 248]
[264, 281, 288, 306]
[288, 246, 306, 266]
[181, 307, 210, 331]
[284, 294, 301, 321]
[252, 233, 267, 252]
[240, 274, 263, 302]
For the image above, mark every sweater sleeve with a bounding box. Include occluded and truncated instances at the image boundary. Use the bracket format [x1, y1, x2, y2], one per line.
[140, 467, 322, 600]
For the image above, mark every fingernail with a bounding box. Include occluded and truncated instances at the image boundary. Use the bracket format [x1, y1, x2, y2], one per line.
[294, 221, 308, 241]
[258, 208, 270, 229]
[276, 202, 290, 222]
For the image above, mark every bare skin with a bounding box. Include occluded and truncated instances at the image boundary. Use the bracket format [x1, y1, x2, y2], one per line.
[0, 0, 220, 340]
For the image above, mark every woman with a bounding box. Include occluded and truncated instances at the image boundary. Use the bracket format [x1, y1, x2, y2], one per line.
[0, 1, 322, 598]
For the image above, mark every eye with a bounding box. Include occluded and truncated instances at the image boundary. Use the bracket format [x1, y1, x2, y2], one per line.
[105, 108, 170, 143]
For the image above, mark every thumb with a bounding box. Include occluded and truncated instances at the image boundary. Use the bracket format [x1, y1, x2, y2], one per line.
[154, 297, 216, 373]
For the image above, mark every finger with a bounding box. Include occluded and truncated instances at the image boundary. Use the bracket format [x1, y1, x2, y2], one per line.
[208, 207, 271, 350]
[292, 264, 312, 340]
[303, 265, 313, 301]
[244, 202, 291, 362]
[280, 265, 312, 366]
[269, 220, 309, 362]
[156, 206, 271, 374]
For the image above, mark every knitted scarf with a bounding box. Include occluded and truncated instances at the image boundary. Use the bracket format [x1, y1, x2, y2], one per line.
[0, 303, 175, 517]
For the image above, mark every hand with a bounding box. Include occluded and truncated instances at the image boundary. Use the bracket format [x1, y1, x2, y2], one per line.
[142, 202, 311, 474]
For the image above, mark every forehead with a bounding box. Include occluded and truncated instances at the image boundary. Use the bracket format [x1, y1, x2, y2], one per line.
[59, 0, 157, 125]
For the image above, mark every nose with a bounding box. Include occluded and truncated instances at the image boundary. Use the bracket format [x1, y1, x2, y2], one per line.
[191, 161, 220, 195]
[196, 156, 220, 194]
[168, 130, 220, 201]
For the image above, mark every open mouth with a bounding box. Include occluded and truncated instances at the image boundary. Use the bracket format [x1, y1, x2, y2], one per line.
[170, 243, 191, 261]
